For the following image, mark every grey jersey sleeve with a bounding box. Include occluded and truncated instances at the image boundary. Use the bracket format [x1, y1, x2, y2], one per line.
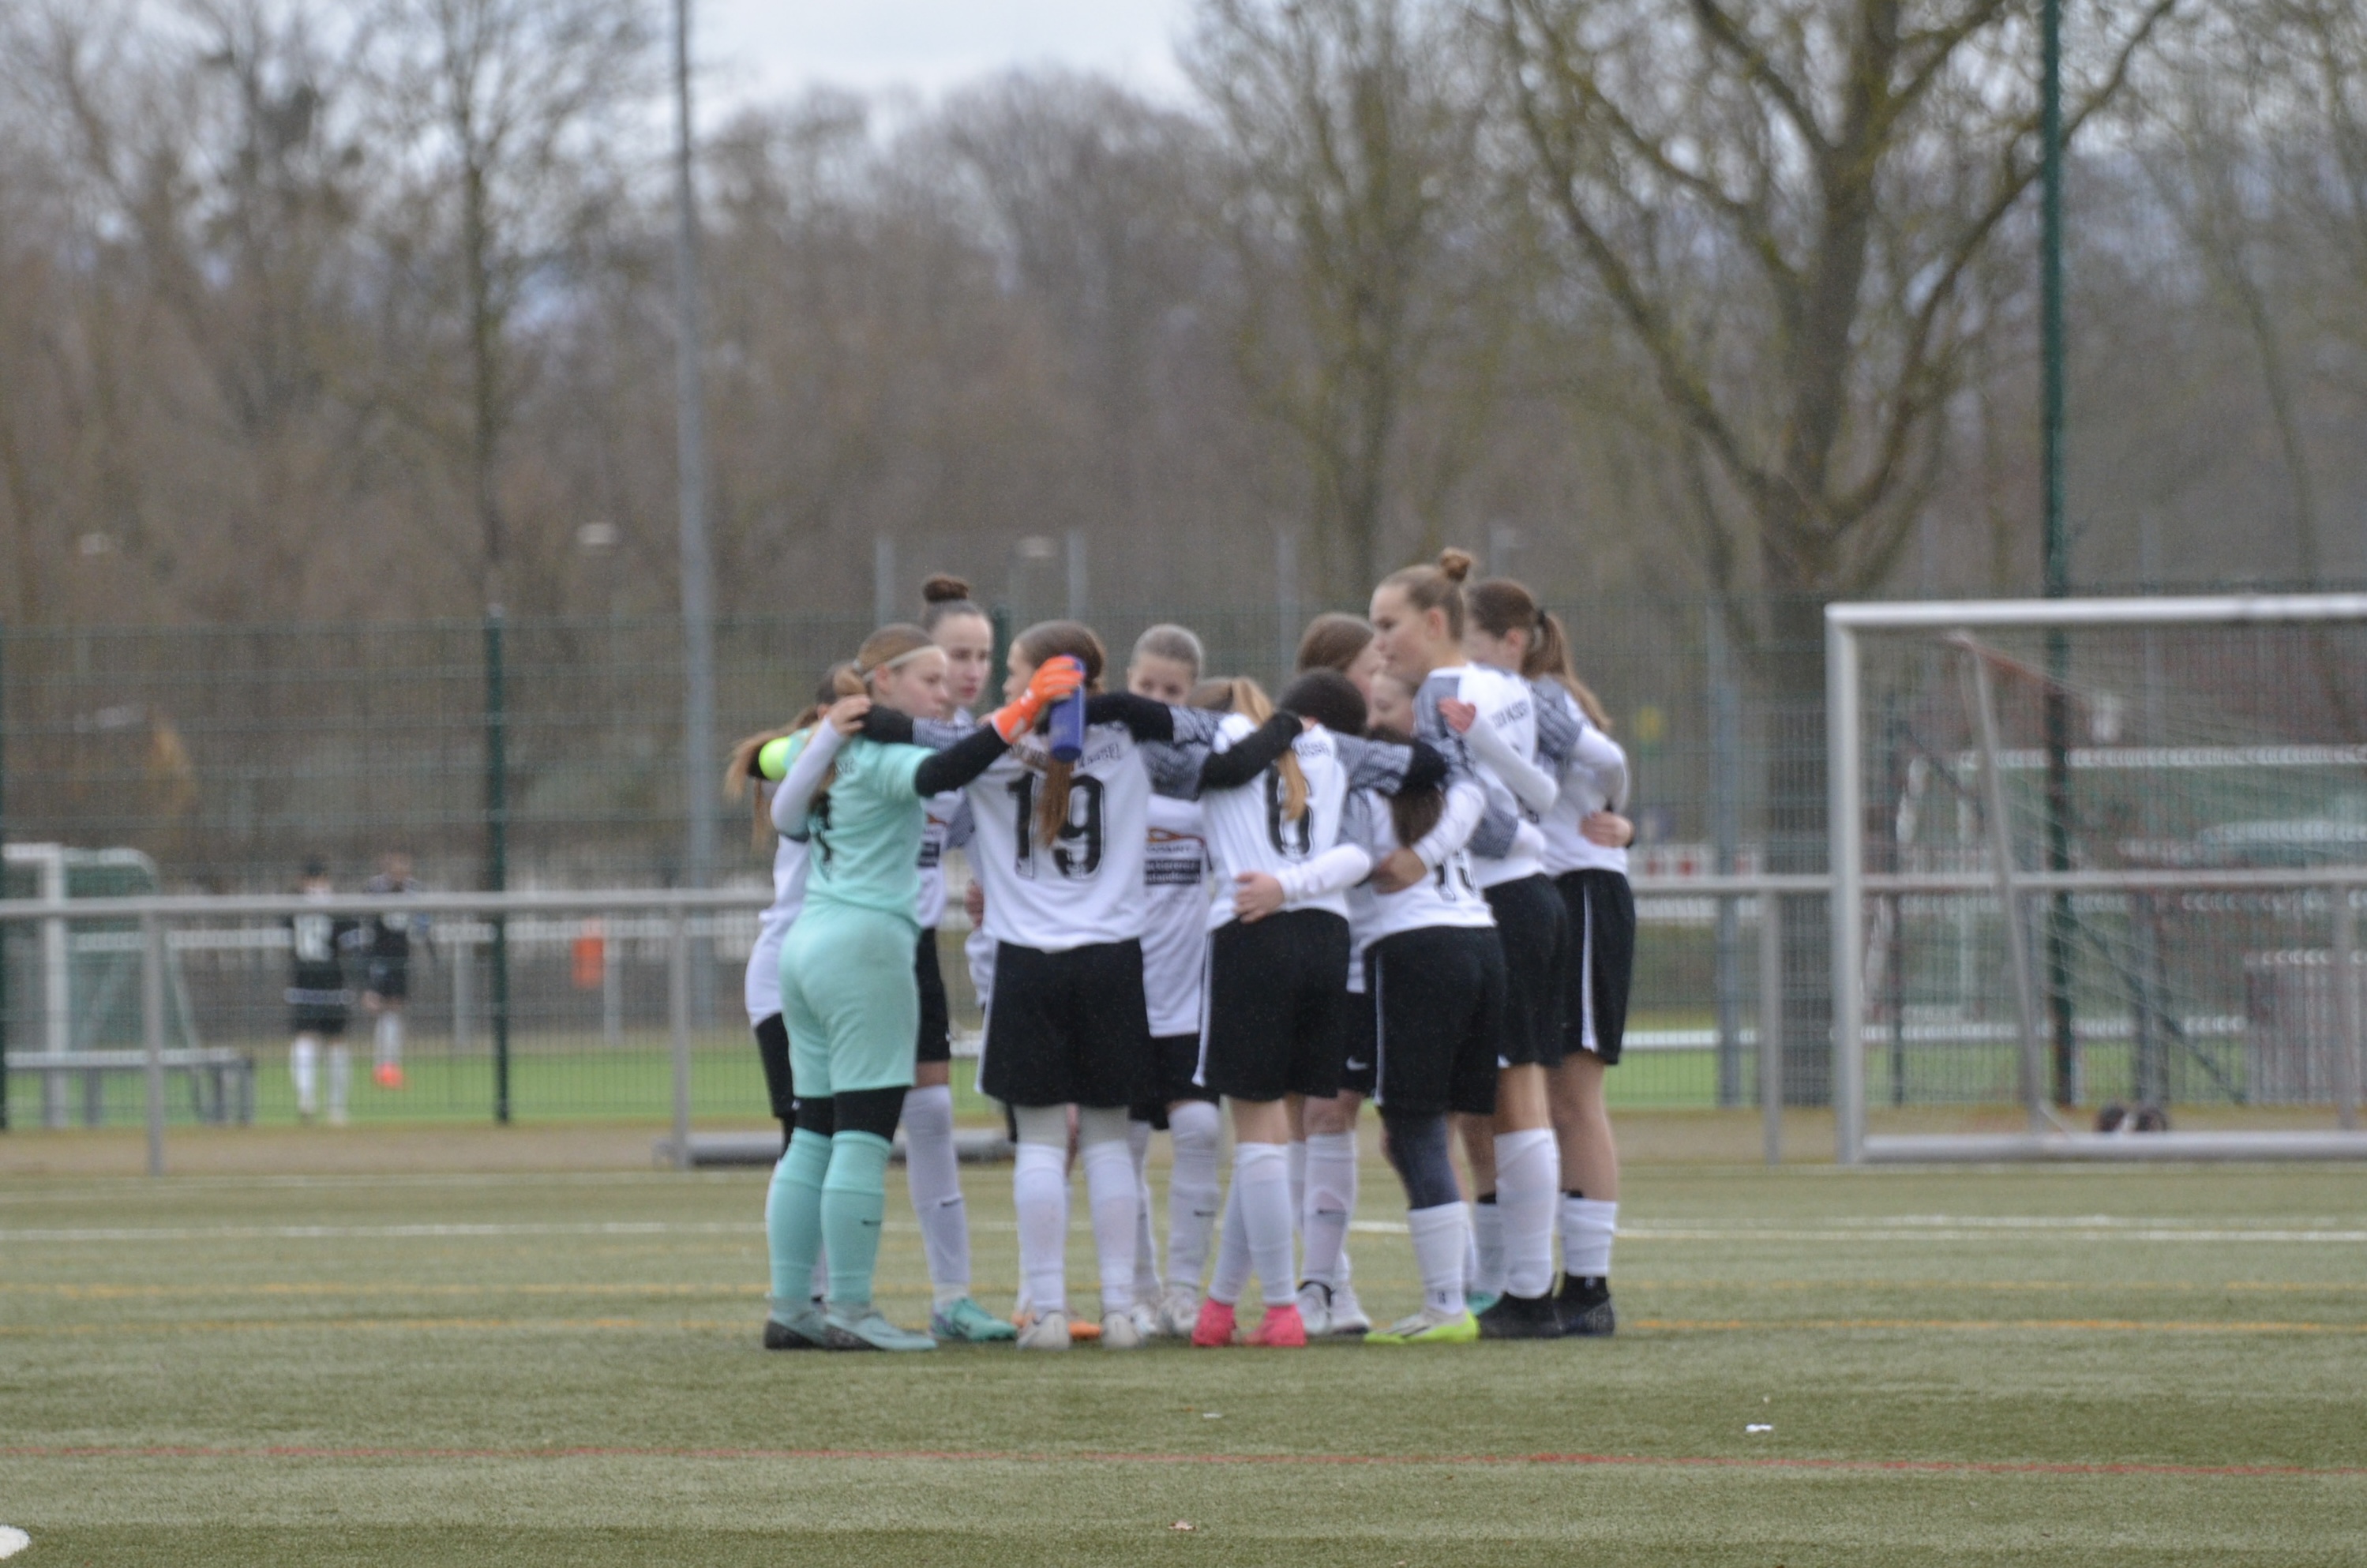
[908, 716, 971, 751]
[1468, 774, 1524, 860]
[1530, 680, 1581, 767]
[1138, 703, 1229, 800]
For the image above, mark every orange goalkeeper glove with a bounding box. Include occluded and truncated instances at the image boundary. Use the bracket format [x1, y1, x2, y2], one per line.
[988, 655, 1085, 744]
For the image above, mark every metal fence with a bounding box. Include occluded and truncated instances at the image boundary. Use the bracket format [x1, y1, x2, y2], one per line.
[0, 599, 1824, 891]
[1, 880, 1823, 1166]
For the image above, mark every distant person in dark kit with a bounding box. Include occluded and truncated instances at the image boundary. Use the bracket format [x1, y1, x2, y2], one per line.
[362, 851, 427, 1090]
[287, 861, 361, 1125]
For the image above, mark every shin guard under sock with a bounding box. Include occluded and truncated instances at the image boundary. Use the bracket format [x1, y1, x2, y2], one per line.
[766, 1132, 831, 1314]
[1494, 1128, 1559, 1299]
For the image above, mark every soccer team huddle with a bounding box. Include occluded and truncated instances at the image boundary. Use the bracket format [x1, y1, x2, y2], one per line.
[733, 548, 1636, 1352]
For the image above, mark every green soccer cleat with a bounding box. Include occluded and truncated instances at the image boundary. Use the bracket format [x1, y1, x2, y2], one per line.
[824, 1305, 938, 1352]
[762, 1304, 830, 1351]
[1465, 1290, 1500, 1316]
[1368, 1307, 1480, 1345]
[931, 1296, 1019, 1343]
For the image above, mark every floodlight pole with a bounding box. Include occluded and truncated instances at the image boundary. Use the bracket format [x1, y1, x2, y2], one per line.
[2039, 0, 2078, 1108]
[673, 0, 719, 981]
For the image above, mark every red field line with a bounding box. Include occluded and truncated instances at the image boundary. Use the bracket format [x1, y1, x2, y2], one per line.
[5, 1444, 2361, 1480]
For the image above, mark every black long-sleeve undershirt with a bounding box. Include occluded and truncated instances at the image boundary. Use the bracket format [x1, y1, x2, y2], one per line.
[910, 722, 1014, 798]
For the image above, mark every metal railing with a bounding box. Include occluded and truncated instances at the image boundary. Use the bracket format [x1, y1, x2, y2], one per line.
[6, 865, 2361, 1174]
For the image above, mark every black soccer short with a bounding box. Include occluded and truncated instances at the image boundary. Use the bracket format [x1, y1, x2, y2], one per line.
[287, 988, 349, 1037]
[1482, 873, 1570, 1070]
[1132, 1033, 1220, 1127]
[751, 1011, 797, 1123]
[1199, 909, 1352, 1103]
[1338, 985, 1378, 1099]
[1368, 926, 1503, 1118]
[1557, 869, 1634, 1066]
[913, 928, 951, 1065]
[365, 959, 409, 1002]
[980, 939, 1155, 1109]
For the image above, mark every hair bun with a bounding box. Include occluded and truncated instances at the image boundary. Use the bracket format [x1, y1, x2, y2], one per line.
[921, 573, 972, 604]
[1435, 547, 1475, 583]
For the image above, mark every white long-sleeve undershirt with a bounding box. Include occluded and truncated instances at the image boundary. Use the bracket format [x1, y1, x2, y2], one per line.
[767, 724, 846, 839]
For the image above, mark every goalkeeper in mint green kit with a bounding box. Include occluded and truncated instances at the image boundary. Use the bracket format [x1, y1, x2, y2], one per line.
[759, 625, 1084, 1352]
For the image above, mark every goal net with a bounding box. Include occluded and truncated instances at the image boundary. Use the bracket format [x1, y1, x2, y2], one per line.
[1826, 596, 2367, 1161]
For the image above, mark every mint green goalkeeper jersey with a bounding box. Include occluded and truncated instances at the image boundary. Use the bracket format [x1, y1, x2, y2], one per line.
[797, 734, 933, 925]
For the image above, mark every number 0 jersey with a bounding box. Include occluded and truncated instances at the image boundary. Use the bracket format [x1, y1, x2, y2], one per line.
[1140, 794, 1210, 1037]
[1199, 715, 1434, 931]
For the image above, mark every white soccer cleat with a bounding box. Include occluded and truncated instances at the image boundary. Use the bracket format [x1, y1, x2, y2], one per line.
[1100, 1310, 1145, 1349]
[1325, 1281, 1372, 1337]
[1156, 1284, 1202, 1339]
[1017, 1311, 1073, 1351]
[1129, 1300, 1159, 1342]
[1294, 1281, 1332, 1339]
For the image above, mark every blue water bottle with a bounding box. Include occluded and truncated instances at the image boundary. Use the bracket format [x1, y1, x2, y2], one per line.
[1048, 681, 1087, 763]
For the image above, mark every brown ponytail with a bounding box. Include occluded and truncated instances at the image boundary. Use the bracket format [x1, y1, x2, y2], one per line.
[1469, 577, 1612, 731]
[1011, 620, 1108, 851]
[1227, 677, 1308, 823]
[1378, 547, 1475, 639]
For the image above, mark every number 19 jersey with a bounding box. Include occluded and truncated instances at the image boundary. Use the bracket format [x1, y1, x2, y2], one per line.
[963, 722, 1153, 953]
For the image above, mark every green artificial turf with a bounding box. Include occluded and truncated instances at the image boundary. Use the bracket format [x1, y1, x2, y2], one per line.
[2, 1161, 2362, 1565]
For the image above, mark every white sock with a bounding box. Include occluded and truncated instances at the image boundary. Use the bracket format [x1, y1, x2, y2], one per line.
[1209, 1174, 1251, 1306]
[1561, 1195, 1619, 1281]
[1129, 1120, 1161, 1304]
[1409, 1202, 1468, 1316]
[1463, 1212, 1480, 1291]
[326, 1045, 351, 1120]
[1287, 1138, 1307, 1241]
[374, 1011, 403, 1071]
[1080, 1131, 1140, 1315]
[1233, 1141, 1296, 1307]
[290, 1037, 319, 1116]
[1495, 1129, 1559, 1299]
[1300, 1131, 1357, 1291]
[901, 1086, 970, 1308]
[1012, 1141, 1069, 1318]
[1165, 1101, 1221, 1295]
[1470, 1198, 1504, 1296]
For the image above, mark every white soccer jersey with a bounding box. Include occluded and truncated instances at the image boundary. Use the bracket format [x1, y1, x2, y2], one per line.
[915, 791, 962, 929]
[1140, 794, 1210, 1036]
[1540, 685, 1632, 876]
[743, 833, 808, 1022]
[1343, 790, 1495, 959]
[963, 724, 1158, 951]
[1416, 663, 1543, 888]
[1198, 716, 1434, 930]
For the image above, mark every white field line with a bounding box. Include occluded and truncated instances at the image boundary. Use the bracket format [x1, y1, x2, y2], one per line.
[6, 1220, 2366, 1244]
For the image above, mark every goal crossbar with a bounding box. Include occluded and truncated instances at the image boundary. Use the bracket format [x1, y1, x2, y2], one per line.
[1826, 595, 2367, 1164]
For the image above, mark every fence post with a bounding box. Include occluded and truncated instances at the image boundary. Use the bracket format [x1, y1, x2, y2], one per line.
[1709, 607, 1742, 1107]
[2336, 885, 2360, 1134]
[0, 610, 9, 1134]
[668, 904, 692, 1171]
[141, 911, 167, 1178]
[1760, 891, 1783, 1166]
[485, 610, 512, 1126]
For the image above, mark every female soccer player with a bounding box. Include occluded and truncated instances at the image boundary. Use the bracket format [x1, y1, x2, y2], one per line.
[1369, 548, 1568, 1339]
[756, 626, 1082, 1352]
[1287, 615, 1390, 1336]
[286, 861, 358, 1126]
[866, 621, 1301, 1349]
[908, 576, 1014, 1343]
[1189, 673, 1450, 1349]
[1124, 625, 1225, 1338]
[1465, 577, 1636, 1336]
[723, 672, 838, 1157]
[1352, 670, 1505, 1344]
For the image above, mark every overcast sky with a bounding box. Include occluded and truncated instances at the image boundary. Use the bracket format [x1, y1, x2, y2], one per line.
[696, 0, 1195, 116]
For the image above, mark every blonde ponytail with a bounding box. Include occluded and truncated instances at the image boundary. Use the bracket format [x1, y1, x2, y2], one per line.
[1229, 677, 1307, 823]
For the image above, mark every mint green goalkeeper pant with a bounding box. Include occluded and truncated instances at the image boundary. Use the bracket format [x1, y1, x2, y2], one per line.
[778, 904, 920, 1099]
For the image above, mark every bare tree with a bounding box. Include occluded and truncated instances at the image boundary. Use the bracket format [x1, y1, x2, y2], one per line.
[1187, 0, 1506, 593]
[360, 0, 655, 609]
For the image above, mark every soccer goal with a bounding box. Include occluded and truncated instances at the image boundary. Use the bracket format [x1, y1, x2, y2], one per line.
[1825, 595, 2367, 1163]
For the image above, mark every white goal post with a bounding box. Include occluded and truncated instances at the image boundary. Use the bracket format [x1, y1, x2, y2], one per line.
[1825, 595, 2367, 1164]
